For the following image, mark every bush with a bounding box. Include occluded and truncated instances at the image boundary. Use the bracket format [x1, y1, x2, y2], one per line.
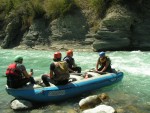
[44, 0, 77, 19]
[30, 0, 45, 19]
[89, 0, 110, 18]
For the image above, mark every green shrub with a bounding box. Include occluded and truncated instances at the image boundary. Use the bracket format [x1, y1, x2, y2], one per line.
[44, 0, 77, 19]
[1, 0, 25, 14]
[89, 0, 110, 18]
[18, 2, 34, 29]
[61, 0, 77, 15]
[30, 0, 45, 19]
[0, 0, 6, 12]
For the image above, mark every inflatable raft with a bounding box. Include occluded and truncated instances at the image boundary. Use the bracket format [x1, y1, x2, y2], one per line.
[5, 71, 123, 102]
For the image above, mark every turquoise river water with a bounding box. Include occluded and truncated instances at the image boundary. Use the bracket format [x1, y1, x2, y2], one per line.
[0, 49, 150, 113]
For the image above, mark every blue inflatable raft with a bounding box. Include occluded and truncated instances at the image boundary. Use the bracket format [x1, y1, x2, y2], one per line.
[5, 71, 123, 102]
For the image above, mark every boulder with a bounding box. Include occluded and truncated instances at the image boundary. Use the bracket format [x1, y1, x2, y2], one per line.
[79, 93, 109, 110]
[92, 5, 133, 51]
[50, 13, 88, 44]
[93, 38, 130, 51]
[10, 99, 33, 110]
[82, 104, 115, 113]
[22, 18, 50, 47]
[1, 17, 21, 48]
[79, 95, 101, 110]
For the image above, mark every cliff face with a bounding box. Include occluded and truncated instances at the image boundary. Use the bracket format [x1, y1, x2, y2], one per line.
[131, 0, 150, 50]
[92, 5, 132, 51]
[0, 1, 150, 51]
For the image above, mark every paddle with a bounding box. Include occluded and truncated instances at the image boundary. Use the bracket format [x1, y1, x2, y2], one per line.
[88, 68, 108, 75]
[70, 72, 83, 76]
[94, 71, 107, 75]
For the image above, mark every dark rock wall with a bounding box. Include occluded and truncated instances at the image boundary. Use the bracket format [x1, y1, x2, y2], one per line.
[1, 1, 150, 51]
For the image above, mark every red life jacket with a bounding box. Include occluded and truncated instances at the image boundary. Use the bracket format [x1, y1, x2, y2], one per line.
[6, 63, 21, 76]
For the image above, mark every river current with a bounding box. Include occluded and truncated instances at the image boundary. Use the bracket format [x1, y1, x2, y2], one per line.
[0, 49, 150, 113]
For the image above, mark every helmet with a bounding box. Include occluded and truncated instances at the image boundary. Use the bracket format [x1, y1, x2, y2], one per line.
[14, 56, 23, 62]
[54, 52, 62, 59]
[99, 52, 105, 57]
[67, 50, 73, 56]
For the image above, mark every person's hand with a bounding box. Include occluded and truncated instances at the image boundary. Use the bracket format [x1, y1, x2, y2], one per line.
[29, 71, 33, 76]
[30, 69, 33, 76]
[71, 70, 75, 73]
[74, 64, 77, 67]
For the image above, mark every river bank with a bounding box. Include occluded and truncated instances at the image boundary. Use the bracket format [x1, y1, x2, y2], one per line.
[6, 40, 93, 52]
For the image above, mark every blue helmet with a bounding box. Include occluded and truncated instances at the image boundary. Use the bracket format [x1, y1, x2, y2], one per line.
[99, 52, 105, 57]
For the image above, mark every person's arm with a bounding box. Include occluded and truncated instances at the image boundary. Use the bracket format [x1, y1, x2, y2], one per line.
[96, 58, 100, 71]
[64, 58, 69, 64]
[68, 68, 74, 73]
[49, 63, 55, 78]
[50, 70, 54, 79]
[22, 70, 32, 78]
[64, 58, 74, 72]
[100, 60, 110, 72]
[72, 58, 77, 67]
[19, 64, 32, 78]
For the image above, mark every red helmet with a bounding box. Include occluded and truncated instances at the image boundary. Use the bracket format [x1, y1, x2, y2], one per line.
[54, 52, 62, 59]
[67, 50, 73, 56]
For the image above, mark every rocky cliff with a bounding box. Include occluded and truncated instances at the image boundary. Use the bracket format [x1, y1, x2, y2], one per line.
[0, 0, 150, 51]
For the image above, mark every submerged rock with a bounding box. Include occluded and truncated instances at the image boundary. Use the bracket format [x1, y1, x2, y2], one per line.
[10, 99, 33, 110]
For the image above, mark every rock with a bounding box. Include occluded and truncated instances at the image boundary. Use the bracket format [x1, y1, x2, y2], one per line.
[92, 5, 132, 51]
[79, 95, 101, 110]
[79, 93, 109, 110]
[93, 38, 130, 51]
[98, 93, 109, 101]
[0, 31, 5, 40]
[82, 104, 115, 113]
[85, 34, 97, 38]
[65, 109, 77, 113]
[23, 18, 50, 47]
[84, 38, 95, 44]
[1, 17, 21, 48]
[50, 14, 88, 41]
[116, 108, 125, 113]
[132, 18, 150, 50]
[125, 105, 143, 113]
[10, 99, 33, 110]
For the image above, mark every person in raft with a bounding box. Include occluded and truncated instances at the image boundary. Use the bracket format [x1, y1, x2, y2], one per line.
[96, 51, 112, 73]
[63, 50, 81, 73]
[6, 56, 36, 88]
[41, 52, 70, 86]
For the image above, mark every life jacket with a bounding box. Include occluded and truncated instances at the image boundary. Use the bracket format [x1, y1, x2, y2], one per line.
[6, 63, 21, 76]
[53, 61, 70, 81]
[98, 56, 111, 66]
[63, 56, 74, 69]
[98, 56, 112, 72]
